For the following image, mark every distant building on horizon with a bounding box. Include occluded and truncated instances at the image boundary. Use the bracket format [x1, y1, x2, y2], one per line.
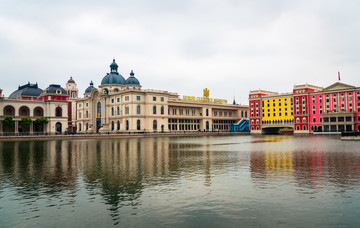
[0, 82, 69, 134]
[76, 59, 248, 133]
[249, 82, 360, 134]
[0, 59, 249, 135]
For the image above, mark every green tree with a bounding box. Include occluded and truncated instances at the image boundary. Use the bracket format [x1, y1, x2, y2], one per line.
[2, 116, 14, 127]
[35, 117, 49, 124]
[34, 117, 49, 133]
[20, 117, 32, 130]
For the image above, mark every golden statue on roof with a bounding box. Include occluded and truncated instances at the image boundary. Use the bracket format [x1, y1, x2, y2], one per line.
[203, 88, 210, 98]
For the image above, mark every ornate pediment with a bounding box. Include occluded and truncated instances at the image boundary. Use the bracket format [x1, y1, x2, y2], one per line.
[323, 82, 356, 92]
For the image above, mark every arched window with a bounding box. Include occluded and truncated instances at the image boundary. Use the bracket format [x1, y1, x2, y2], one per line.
[114, 88, 119, 92]
[296, 118, 300, 123]
[97, 102, 101, 117]
[251, 126, 254, 130]
[126, 120, 129, 130]
[153, 120, 157, 131]
[34, 107, 44, 117]
[4, 105, 15, 116]
[137, 120, 141, 130]
[55, 107, 62, 117]
[303, 125, 307, 130]
[153, 105, 156, 114]
[117, 121, 120, 130]
[241, 111, 244, 117]
[161, 106, 164, 115]
[137, 105, 141, 114]
[111, 121, 114, 130]
[302, 117, 306, 123]
[296, 125, 300, 130]
[19, 106, 30, 116]
[256, 126, 259, 130]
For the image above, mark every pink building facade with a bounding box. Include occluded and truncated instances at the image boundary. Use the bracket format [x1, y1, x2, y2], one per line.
[249, 82, 360, 134]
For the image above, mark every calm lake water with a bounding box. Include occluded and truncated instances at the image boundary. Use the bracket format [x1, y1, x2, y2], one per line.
[0, 135, 359, 227]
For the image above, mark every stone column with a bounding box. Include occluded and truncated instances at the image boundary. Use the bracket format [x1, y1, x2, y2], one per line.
[30, 122, 34, 135]
[15, 121, 19, 135]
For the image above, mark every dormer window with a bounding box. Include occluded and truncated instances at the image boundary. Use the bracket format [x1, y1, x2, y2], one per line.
[56, 90, 61, 94]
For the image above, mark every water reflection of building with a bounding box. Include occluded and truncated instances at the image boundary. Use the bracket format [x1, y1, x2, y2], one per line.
[250, 148, 360, 187]
[0, 137, 234, 223]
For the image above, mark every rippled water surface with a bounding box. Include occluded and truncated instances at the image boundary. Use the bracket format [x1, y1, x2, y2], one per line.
[0, 135, 360, 227]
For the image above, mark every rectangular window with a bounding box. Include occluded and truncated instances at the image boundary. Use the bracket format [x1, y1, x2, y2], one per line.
[111, 99, 114, 103]
[137, 96, 140, 101]
[86, 103, 88, 107]
[161, 97, 164, 102]
[313, 117, 316, 122]
[153, 97, 157, 101]
[125, 96, 129, 101]
[117, 98, 120, 102]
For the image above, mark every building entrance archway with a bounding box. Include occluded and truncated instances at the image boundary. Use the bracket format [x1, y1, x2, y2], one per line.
[56, 122, 62, 134]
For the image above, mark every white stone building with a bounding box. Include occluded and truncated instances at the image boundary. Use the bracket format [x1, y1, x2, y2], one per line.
[76, 59, 249, 133]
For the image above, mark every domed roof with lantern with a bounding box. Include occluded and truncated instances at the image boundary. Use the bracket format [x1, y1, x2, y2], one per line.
[125, 70, 140, 85]
[100, 59, 126, 85]
[85, 81, 95, 93]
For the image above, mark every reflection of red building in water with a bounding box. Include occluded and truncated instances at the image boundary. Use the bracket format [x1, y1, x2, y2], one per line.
[249, 82, 360, 134]
[250, 149, 360, 186]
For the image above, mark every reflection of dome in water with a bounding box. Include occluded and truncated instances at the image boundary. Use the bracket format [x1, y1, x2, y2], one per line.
[100, 59, 126, 85]
[125, 70, 140, 85]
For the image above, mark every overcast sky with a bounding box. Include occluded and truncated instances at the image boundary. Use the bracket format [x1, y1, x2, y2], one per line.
[1, 0, 359, 104]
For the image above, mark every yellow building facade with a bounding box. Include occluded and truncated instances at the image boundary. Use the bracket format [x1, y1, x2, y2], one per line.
[261, 95, 294, 124]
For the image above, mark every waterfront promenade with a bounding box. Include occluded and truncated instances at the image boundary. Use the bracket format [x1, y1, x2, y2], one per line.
[0, 131, 249, 141]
